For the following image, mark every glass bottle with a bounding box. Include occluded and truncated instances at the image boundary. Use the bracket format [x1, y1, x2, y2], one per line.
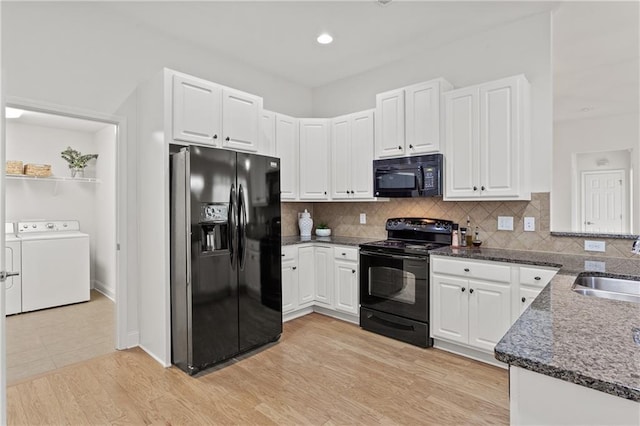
[466, 217, 473, 247]
[460, 227, 467, 247]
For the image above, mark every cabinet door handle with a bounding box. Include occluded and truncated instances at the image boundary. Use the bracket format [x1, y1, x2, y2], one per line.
[324, 191, 327, 195]
[281, 253, 285, 257]
[292, 266, 297, 270]
[213, 134, 218, 140]
[473, 186, 478, 191]
[461, 287, 466, 292]
[534, 276, 541, 281]
[352, 270, 356, 274]
[225, 136, 230, 141]
[464, 268, 470, 272]
[409, 144, 414, 149]
[398, 145, 403, 150]
[521, 297, 526, 303]
[469, 288, 474, 294]
[481, 186, 486, 191]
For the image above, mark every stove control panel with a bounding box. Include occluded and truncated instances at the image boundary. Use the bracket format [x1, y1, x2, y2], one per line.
[386, 218, 452, 233]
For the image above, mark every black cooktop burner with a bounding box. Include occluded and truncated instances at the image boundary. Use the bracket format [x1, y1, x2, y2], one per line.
[360, 239, 447, 255]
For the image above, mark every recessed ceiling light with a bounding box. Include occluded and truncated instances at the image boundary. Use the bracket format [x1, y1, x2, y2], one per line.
[317, 33, 333, 45]
[377, 0, 393, 6]
[580, 106, 595, 112]
[5, 107, 24, 119]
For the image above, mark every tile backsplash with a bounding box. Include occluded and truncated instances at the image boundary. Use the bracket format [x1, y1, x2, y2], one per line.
[282, 193, 636, 258]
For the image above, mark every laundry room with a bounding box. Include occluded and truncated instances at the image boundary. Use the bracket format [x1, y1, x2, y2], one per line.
[4, 106, 118, 383]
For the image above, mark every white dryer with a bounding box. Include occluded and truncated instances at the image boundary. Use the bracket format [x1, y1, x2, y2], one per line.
[5, 223, 22, 315]
[18, 220, 90, 312]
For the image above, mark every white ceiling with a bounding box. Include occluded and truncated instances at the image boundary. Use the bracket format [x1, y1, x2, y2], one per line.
[6, 109, 112, 133]
[102, 1, 557, 88]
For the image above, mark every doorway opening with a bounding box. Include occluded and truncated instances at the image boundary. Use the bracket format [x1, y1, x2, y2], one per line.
[4, 105, 120, 384]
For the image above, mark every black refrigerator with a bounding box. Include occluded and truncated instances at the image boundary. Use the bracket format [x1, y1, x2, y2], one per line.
[170, 145, 282, 375]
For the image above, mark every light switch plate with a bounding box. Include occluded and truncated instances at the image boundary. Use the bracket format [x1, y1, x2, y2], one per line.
[584, 240, 606, 252]
[359, 213, 366, 224]
[524, 217, 535, 232]
[497, 216, 514, 231]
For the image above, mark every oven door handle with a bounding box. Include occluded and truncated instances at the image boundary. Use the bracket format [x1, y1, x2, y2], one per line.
[360, 250, 427, 262]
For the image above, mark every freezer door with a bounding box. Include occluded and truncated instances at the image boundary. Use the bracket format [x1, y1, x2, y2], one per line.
[237, 153, 283, 352]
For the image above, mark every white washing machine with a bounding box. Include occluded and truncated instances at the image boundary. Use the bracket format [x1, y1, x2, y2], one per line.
[5, 223, 22, 315]
[18, 220, 90, 312]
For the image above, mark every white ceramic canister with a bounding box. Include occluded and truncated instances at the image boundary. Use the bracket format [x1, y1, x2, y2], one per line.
[298, 209, 313, 237]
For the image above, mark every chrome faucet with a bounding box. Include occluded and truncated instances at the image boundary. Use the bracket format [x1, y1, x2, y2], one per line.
[633, 237, 640, 255]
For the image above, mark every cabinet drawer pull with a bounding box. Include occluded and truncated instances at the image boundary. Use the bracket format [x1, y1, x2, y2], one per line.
[461, 287, 466, 292]
[464, 268, 470, 272]
[521, 297, 526, 303]
[473, 186, 478, 191]
[398, 145, 403, 150]
[352, 270, 356, 274]
[281, 253, 285, 257]
[342, 253, 346, 256]
[409, 144, 414, 149]
[225, 136, 230, 141]
[292, 266, 297, 270]
[469, 288, 474, 294]
[481, 186, 486, 191]
[534, 276, 541, 281]
[213, 134, 218, 140]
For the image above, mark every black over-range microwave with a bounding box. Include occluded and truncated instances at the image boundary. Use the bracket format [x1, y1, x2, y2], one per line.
[373, 153, 443, 198]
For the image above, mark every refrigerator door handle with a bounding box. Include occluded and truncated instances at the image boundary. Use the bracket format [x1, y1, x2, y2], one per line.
[229, 183, 237, 269]
[238, 184, 248, 270]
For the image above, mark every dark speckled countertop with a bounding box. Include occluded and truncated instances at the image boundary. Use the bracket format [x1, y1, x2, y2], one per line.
[282, 235, 379, 247]
[430, 246, 640, 402]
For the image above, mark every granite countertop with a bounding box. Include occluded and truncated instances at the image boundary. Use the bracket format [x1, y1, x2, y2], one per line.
[281, 235, 379, 247]
[430, 246, 640, 402]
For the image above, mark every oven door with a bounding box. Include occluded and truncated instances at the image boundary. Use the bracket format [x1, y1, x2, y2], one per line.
[359, 249, 428, 322]
[373, 165, 423, 197]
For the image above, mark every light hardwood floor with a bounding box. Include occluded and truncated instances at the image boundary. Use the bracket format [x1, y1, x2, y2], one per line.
[7, 313, 509, 425]
[6, 290, 115, 384]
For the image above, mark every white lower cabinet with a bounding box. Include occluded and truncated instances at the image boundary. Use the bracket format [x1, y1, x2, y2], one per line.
[314, 246, 334, 307]
[282, 243, 359, 321]
[297, 246, 315, 306]
[431, 255, 557, 362]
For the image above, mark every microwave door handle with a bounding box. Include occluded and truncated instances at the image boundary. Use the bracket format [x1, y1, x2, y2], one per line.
[416, 165, 424, 195]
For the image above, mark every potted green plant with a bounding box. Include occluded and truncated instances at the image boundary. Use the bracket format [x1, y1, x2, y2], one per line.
[315, 222, 331, 237]
[61, 147, 98, 178]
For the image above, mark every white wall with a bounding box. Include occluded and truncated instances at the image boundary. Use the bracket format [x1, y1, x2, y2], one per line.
[1, 2, 313, 117]
[553, 113, 639, 233]
[5, 122, 99, 283]
[93, 125, 117, 298]
[311, 12, 553, 193]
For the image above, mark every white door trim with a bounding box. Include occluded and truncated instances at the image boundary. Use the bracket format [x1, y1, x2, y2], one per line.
[4, 96, 130, 352]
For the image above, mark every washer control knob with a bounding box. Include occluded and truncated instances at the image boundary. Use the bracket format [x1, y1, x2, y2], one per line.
[46, 223, 54, 229]
[32, 224, 37, 228]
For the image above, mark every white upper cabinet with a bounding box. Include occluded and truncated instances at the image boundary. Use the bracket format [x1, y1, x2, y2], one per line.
[275, 114, 299, 200]
[330, 110, 374, 200]
[299, 119, 330, 200]
[172, 74, 222, 145]
[259, 109, 276, 157]
[375, 88, 405, 158]
[222, 88, 262, 153]
[444, 74, 530, 201]
[375, 78, 452, 159]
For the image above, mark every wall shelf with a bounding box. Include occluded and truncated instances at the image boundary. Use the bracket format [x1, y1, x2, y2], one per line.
[6, 174, 100, 183]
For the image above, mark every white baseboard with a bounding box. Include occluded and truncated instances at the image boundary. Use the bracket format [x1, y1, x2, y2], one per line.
[126, 331, 140, 349]
[93, 280, 115, 301]
[433, 339, 507, 369]
[283, 306, 314, 322]
[312, 305, 359, 324]
[138, 343, 171, 367]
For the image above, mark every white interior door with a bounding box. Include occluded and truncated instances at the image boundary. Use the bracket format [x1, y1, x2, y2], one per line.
[582, 170, 625, 233]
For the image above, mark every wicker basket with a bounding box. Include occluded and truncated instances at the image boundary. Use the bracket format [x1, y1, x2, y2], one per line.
[23, 163, 52, 177]
[6, 161, 23, 175]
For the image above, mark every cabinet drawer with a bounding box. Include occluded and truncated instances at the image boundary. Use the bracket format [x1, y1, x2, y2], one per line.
[334, 246, 358, 261]
[281, 245, 297, 261]
[431, 257, 510, 283]
[520, 267, 557, 287]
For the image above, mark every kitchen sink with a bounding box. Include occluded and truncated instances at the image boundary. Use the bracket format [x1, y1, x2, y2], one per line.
[571, 275, 640, 303]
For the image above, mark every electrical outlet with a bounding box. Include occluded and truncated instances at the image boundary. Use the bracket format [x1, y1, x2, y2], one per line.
[524, 217, 535, 232]
[359, 213, 366, 224]
[584, 240, 606, 252]
[497, 216, 514, 231]
[584, 260, 606, 272]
